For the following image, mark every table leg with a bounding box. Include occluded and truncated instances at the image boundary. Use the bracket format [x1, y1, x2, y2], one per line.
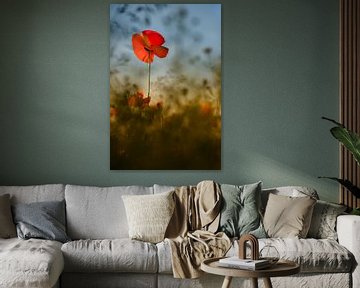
[263, 277, 273, 288]
[251, 278, 258, 288]
[221, 276, 232, 288]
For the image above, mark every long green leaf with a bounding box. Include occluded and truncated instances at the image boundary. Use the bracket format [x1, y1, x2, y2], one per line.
[322, 116, 344, 127]
[322, 117, 360, 165]
[318, 177, 360, 198]
[330, 127, 360, 165]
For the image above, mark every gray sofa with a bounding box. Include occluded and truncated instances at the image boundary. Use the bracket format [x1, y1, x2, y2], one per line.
[0, 184, 359, 288]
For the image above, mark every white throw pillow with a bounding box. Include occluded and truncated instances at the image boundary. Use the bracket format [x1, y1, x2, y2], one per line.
[122, 191, 175, 243]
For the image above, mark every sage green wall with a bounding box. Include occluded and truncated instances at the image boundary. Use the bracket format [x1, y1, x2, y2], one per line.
[0, 0, 339, 202]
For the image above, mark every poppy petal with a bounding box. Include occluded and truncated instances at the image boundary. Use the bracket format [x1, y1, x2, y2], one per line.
[153, 46, 169, 58]
[132, 34, 154, 63]
[142, 30, 165, 46]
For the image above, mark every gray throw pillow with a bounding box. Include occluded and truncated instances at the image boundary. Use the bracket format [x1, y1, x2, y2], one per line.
[12, 200, 70, 243]
[218, 182, 266, 238]
[307, 200, 347, 240]
[0, 194, 16, 238]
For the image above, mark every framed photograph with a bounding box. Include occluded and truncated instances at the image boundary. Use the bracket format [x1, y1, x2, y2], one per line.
[110, 4, 221, 170]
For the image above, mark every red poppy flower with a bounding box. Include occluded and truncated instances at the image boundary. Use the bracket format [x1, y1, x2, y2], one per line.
[132, 30, 169, 63]
[110, 106, 118, 121]
[128, 91, 151, 109]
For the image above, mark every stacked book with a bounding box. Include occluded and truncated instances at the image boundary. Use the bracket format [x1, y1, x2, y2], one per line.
[218, 257, 271, 270]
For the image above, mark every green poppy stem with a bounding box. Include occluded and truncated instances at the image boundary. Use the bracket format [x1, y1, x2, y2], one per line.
[147, 53, 151, 98]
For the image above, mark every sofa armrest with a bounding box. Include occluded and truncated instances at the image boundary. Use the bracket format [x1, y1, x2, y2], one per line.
[337, 215, 360, 288]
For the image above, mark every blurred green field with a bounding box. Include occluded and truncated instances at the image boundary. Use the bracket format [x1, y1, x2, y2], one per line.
[110, 68, 221, 170]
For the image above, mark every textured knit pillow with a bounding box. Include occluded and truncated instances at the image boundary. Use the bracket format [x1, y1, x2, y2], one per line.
[12, 200, 70, 243]
[122, 191, 175, 243]
[0, 194, 16, 238]
[307, 200, 347, 240]
[218, 182, 266, 238]
[263, 193, 316, 238]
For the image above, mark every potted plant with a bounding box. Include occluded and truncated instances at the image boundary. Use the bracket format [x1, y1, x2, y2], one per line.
[320, 117, 360, 215]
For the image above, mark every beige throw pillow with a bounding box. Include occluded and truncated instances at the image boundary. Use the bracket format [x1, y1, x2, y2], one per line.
[263, 193, 316, 238]
[0, 194, 17, 238]
[122, 191, 175, 243]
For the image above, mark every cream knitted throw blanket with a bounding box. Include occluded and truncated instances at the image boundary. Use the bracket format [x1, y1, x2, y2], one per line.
[165, 180, 231, 279]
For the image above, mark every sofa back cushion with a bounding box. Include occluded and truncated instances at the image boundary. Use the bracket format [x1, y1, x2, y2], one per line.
[0, 184, 65, 204]
[0, 194, 17, 238]
[65, 185, 153, 239]
[153, 184, 176, 194]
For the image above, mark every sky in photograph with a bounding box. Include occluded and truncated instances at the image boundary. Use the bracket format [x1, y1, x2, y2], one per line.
[110, 4, 221, 81]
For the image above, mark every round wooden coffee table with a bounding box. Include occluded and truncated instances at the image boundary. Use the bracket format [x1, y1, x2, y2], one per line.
[201, 257, 300, 288]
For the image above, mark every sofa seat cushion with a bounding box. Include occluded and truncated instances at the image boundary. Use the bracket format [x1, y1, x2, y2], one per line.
[260, 238, 353, 273]
[61, 239, 158, 273]
[0, 238, 64, 288]
[231, 238, 353, 273]
[157, 238, 353, 274]
[156, 240, 173, 274]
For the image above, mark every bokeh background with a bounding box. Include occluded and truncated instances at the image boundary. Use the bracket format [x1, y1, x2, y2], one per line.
[110, 4, 222, 169]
